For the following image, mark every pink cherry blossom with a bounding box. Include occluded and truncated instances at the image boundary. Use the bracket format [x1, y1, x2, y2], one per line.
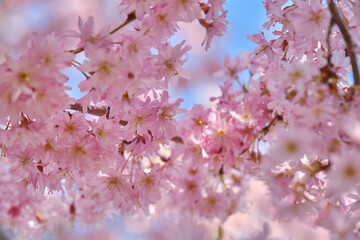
[69, 16, 113, 50]
[2, 0, 360, 239]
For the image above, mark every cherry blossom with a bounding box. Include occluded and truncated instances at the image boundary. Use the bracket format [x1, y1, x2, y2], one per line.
[1, 0, 360, 239]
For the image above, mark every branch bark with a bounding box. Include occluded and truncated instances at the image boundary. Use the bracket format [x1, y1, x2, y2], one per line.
[328, 0, 360, 85]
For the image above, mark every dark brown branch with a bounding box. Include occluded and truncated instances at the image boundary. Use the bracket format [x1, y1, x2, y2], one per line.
[68, 48, 84, 54]
[328, 0, 360, 85]
[69, 103, 107, 116]
[109, 11, 136, 35]
[326, 18, 335, 66]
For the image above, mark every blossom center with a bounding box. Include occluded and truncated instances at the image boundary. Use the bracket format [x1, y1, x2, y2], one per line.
[108, 177, 121, 190]
[165, 60, 178, 75]
[311, 12, 323, 24]
[18, 72, 31, 82]
[72, 146, 87, 156]
[217, 129, 226, 138]
[44, 141, 54, 152]
[284, 141, 297, 153]
[344, 166, 357, 178]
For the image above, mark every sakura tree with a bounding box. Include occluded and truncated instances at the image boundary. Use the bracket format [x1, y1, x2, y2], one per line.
[0, 0, 360, 239]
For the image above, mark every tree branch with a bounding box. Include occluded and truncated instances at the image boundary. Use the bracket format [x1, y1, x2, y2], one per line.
[328, 0, 360, 85]
[326, 18, 335, 66]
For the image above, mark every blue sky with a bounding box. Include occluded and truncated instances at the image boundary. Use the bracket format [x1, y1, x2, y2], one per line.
[224, 0, 268, 54]
[167, 0, 271, 109]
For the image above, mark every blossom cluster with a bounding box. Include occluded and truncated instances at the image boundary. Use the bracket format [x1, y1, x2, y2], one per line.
[0, 0, 360, 239]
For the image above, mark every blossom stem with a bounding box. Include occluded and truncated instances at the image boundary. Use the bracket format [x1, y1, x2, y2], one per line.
[70, 62, 90, 79]
[4, 118, 11, 130]
[129, 159, 135, 183]
[120, 157, 129, 173]
[328, 0, 360, 85]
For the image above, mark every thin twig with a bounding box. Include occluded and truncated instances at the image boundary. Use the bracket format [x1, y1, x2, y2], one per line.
[120, 156, 130, 173]
[68, 11, 136, 55]
[68, 48, 84, 54]
[109, 11, 136, 35]
[328, 0, 359, 85]
[70, 62, 90, 79]
[4, 118, 10, 130]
